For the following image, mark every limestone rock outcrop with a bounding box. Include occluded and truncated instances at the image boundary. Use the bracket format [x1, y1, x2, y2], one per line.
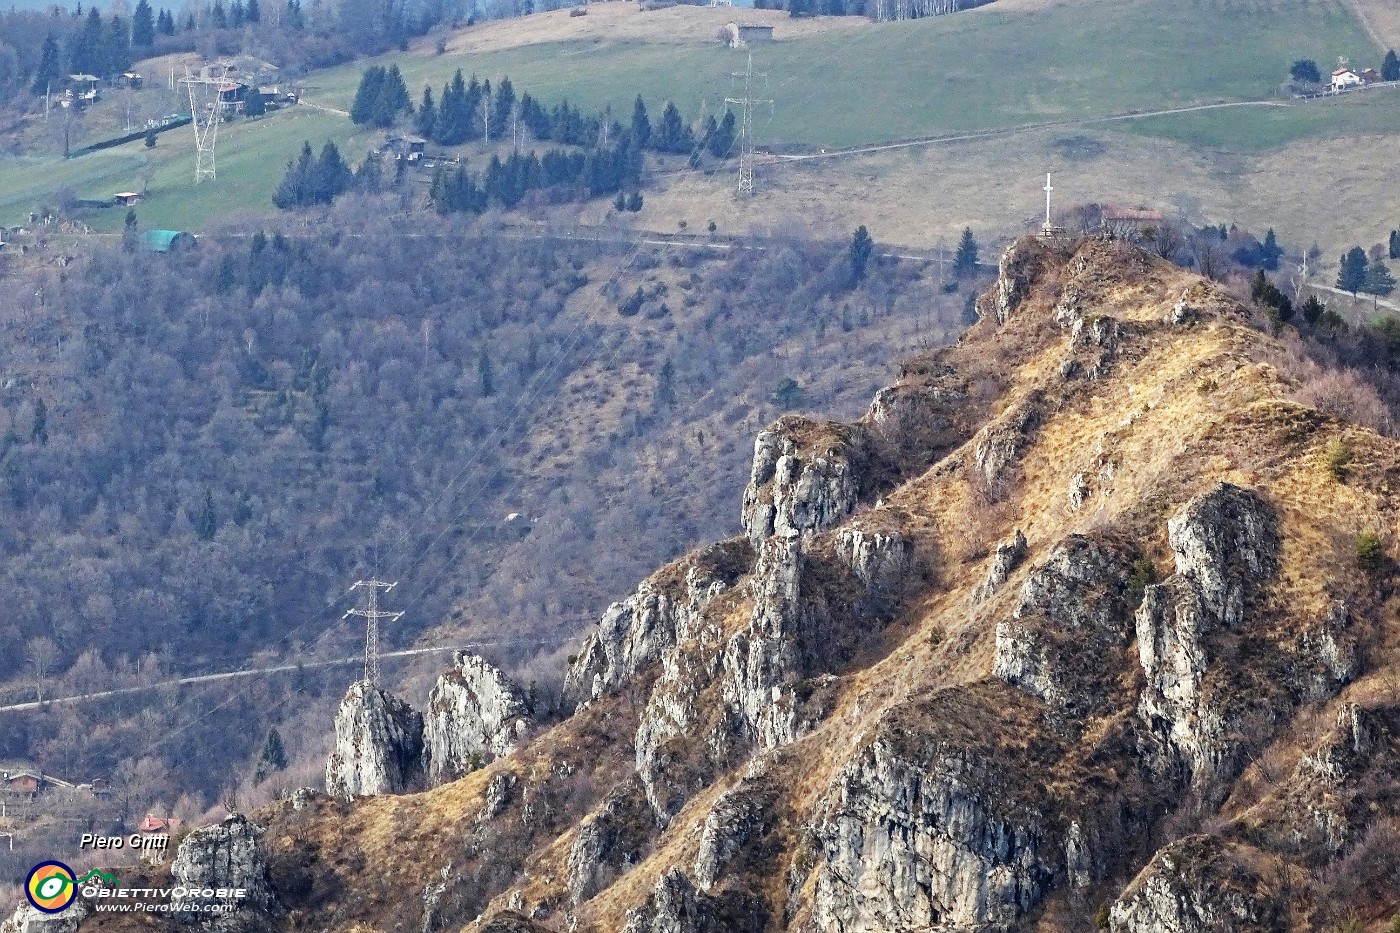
[834, 519, 912, 605]
[170, 814, 279, 928]
[972, 401, 1042, 490]
[741, 417, 866, 545]
[566, 780, 653, 904]
[621, 869, 766, 933]
[973, 529, 1027, 603]
[989, 236, 1049, 324]
[721, 535, 807, 749]
[1109, 836, 1282, 933]
[562, 540, 747, 710]
[325, 680, 425, 796]
[1135, 484, 1278, 787]
[425, 651, 533, 784]
[0, 903, 90, 933]
[809, 687, 1071, 932]
[695, 777, 778, 891]
[994, 534, 1134, 717]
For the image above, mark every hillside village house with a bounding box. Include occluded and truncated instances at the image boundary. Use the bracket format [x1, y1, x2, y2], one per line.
[2, 769, 76, 799]
[1332, 67, 1363, 91]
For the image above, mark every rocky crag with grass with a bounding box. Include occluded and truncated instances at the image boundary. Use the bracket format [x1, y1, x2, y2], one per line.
[55, 236, 1400, 933]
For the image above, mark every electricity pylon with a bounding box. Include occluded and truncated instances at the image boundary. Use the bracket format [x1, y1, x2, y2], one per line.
[724, 53, 772, 197]
[343, 579, 403, 687]
[179, 65, 229, 183]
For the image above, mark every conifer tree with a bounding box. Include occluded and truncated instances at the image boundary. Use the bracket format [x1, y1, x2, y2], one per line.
[1389, 230, 1399, 260]
[31, 34, 61, 95]
[493, 77, 516, 138]
[1383, 49, 1400, 83]
[416, 86, 436, 141]
[1260, 228, 1282, 271]
[708, 110, 736, 158]
[954, 227, 979, 274]
[350, 65, 385, 125]
[71, 7, 103, 75]
[630, 95, 651, 149]
[1364, 260, 1396, 302]
[211, 0, 227, 27]
[196, 489, 217, 540]
[103, 14, 131, 77]
[849, 225, 874, 286]
[133, 0, 155, 46]
[1337, 246, 1369, 296]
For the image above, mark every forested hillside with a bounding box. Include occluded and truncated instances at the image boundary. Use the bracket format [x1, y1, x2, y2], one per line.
[0, 202, 970, 823]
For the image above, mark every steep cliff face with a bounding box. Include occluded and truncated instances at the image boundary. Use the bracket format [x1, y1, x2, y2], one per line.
[808, 687, 1068, 932]
[77, 236, 1400, 933]
[324, 681, 425, 796]
[1135, 484, 1280, 789]
[425, 651, 534, 784]
[170, 814, 279, 929]
[562, 539, 751, 710]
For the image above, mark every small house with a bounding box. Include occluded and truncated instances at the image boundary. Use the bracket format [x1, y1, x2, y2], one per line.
[138, 814, 181, 834]
[723, 21, 774, 47]
[66, 74, 101, 106]
[113, 192, 141, 207]
[217, 82, 250, 113]
[1360, 68, 1381, 84]
[120, 72, 143, 89]
[381, 136, 427, 161]
[1331, 68, 1363, 91]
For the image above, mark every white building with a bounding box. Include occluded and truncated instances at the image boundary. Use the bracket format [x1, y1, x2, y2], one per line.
[1331, 68, 1363, 91]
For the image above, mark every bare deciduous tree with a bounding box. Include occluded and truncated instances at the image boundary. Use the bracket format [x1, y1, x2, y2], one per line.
[26, 636, 59, 703]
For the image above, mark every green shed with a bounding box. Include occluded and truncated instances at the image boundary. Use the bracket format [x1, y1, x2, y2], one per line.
[142, 230, 195, 253]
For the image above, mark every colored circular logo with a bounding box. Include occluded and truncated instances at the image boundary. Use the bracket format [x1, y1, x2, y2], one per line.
[25, 861, 77, 914]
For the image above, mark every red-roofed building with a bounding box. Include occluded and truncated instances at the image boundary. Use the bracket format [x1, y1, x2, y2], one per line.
[138, 814, 182, 833]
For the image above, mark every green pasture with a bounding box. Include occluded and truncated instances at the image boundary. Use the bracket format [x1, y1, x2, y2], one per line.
[0, 0, 1387, 231]
[0, 107, 374, 230]
[305, 0, 1378, 149]
[1112, 90, 1400, 150]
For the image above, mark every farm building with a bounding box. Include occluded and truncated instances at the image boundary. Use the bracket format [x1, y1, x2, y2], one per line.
[380, 136, 427, 161]
[722, 22, 774, 47]
[113, 192, 141, 207]
[2, 770, 76, 799]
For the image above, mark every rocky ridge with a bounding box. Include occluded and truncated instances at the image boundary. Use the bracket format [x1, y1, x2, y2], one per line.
[67, 236, 1400, 933]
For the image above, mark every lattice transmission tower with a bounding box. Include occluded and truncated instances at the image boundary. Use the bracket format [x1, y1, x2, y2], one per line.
[724, 53, 772, 197]
[179, 65, 229, 183]
[343, 579, 403, 687]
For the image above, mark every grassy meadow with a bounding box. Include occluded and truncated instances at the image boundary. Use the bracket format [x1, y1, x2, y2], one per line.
[303, 0, 1378, 148]
[0, 0, 1390, 233]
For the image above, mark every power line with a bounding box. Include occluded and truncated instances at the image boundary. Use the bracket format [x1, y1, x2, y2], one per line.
[725, 53, 772, 197]
[342, 580, 402, 687]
